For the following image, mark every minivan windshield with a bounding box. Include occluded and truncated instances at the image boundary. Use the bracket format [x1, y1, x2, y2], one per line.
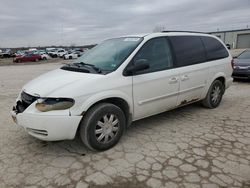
[237, 50, 250, 59]
[75, 37, 143, 72]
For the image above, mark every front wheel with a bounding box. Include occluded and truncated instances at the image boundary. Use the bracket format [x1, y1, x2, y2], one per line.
[79, 103, 126, 151]
[202, 80, 224, 109]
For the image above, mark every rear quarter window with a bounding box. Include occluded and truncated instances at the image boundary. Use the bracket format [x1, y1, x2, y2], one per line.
[169, 36, 206, 67]
[201, 36, 229, 61]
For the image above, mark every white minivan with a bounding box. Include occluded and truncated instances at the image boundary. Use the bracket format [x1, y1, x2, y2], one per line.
[11, 32, 233, 151]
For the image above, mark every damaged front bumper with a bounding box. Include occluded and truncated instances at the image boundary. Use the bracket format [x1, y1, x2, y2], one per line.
[11, 103, 82, 141]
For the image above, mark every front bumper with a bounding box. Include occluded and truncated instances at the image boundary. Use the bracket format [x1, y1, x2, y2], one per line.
[11, 110, 82, 141]
[232, 69, 250, 79]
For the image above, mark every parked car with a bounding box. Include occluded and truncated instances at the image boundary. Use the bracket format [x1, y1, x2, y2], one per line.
[232, 49, 250, 79]
[48, 49, 66, 58]
[47, 49, 58, 58]
[57, 49, 67, 58]
[13, 53, 41, 63]
[14, 51, 25, 57]
[64, 52, 78, 59]
[2, 49, 12, 58]
[11, 32, 232, 151]
[74, 50, 85, 57]
[40, 53, 50, 60]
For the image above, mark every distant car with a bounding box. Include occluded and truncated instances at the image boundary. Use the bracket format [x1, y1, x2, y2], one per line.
[14, 51, 25, 57]
[57, 49, 67, 58]
[232, 50, 250, 79]
[2, 49, 12, 58]
[48, 50, 58, 58]
[48, 49, 66, 58]
[14, 53, 41, 63]
[40, 53, 50, 60]
[64, 52, 78, 60]
[74, 50, 85, 57]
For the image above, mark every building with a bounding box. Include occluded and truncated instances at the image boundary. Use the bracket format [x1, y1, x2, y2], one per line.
[210, 28, 250, 49]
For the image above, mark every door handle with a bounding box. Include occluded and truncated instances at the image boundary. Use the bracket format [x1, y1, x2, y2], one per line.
[181, 75, 189, 81]
[169, 77, 178, 84]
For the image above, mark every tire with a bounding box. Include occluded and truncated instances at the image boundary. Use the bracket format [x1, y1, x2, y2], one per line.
[79, 103, 126, 151]
[42, 57, 47, 60]
[69, 56, 72, 59]
[202, 80, 224, 109]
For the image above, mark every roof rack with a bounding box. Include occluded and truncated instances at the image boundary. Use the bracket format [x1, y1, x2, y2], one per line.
[162, 30, 208, 34]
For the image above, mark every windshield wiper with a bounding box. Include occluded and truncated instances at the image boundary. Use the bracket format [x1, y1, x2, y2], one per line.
[76, 62, 102, 73]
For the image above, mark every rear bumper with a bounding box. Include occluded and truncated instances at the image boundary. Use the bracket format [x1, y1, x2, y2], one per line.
[11, 110, 82, 141]
[232, 70, 250, 79]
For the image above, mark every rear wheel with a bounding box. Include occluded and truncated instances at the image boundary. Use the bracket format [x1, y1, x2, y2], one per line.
[69, 56, 72, 59]
[202, 80, 224, 108]
[79, 103, 126, 151]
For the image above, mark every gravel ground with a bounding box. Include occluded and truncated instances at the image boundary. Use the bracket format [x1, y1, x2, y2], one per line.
[0, 62, 250, 188]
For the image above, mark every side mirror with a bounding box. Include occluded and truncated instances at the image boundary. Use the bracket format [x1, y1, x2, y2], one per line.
[125, 59, 149, 75]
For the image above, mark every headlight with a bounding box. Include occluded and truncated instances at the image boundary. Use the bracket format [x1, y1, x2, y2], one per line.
[35, 98, 74, 112]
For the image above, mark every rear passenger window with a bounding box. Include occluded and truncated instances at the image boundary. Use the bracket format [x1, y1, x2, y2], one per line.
[201, 36, 229, 60]
[133, 37, 173, 73]
[169, 36, 206, 67]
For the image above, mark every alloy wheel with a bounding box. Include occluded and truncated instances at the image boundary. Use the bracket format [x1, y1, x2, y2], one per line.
[95, 114, 119, 144]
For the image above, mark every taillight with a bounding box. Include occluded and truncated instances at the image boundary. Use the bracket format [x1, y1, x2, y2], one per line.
[231, 59, 234, 69]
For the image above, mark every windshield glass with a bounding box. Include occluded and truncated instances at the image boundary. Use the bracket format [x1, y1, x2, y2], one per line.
[75, 37, 143, 71]
[238, 50, 250, 59]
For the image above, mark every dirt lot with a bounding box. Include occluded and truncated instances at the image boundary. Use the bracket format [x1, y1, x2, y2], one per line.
[0, 57, 72, 66]
[0, 62, 250, 188]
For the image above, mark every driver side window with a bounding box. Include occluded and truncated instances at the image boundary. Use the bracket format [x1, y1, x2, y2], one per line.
[134, 37, 173, 74]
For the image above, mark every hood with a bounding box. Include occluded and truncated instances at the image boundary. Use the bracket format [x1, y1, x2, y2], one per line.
[23, 68, 104, 97]
[234, 58, 250, 66]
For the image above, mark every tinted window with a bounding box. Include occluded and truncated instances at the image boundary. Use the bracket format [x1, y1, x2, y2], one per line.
[169, 36, 206, 67]
[201, 36, 229, 60]
[133, 37, 173, 74]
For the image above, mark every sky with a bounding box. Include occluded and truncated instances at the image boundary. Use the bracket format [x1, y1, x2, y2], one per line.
[0, 0, 250, 48]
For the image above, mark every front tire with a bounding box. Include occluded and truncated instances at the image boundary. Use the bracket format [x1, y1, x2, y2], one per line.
[202, 80, 224, 109]
[79, 103, 126, 151]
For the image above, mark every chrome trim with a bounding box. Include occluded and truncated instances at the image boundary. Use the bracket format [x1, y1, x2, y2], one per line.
[178, 84, 205, 94]
[138, 84, 205, 105]
[138, 92, 178, 105]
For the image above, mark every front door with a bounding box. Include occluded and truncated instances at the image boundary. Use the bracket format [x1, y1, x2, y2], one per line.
[131, 37, 179, 120]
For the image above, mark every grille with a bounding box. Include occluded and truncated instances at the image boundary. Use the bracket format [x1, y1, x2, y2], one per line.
[21, 92, 39, 107]
[16, 92, 40, 113]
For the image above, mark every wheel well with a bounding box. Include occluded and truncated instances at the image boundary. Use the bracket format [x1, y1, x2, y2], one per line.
[216, 77, 225, 86]
[84, 97, 131, 127]
[215, 76, 225, 93]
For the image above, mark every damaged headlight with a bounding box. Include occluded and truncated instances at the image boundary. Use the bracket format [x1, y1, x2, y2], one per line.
[35, 98, 74, 112]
